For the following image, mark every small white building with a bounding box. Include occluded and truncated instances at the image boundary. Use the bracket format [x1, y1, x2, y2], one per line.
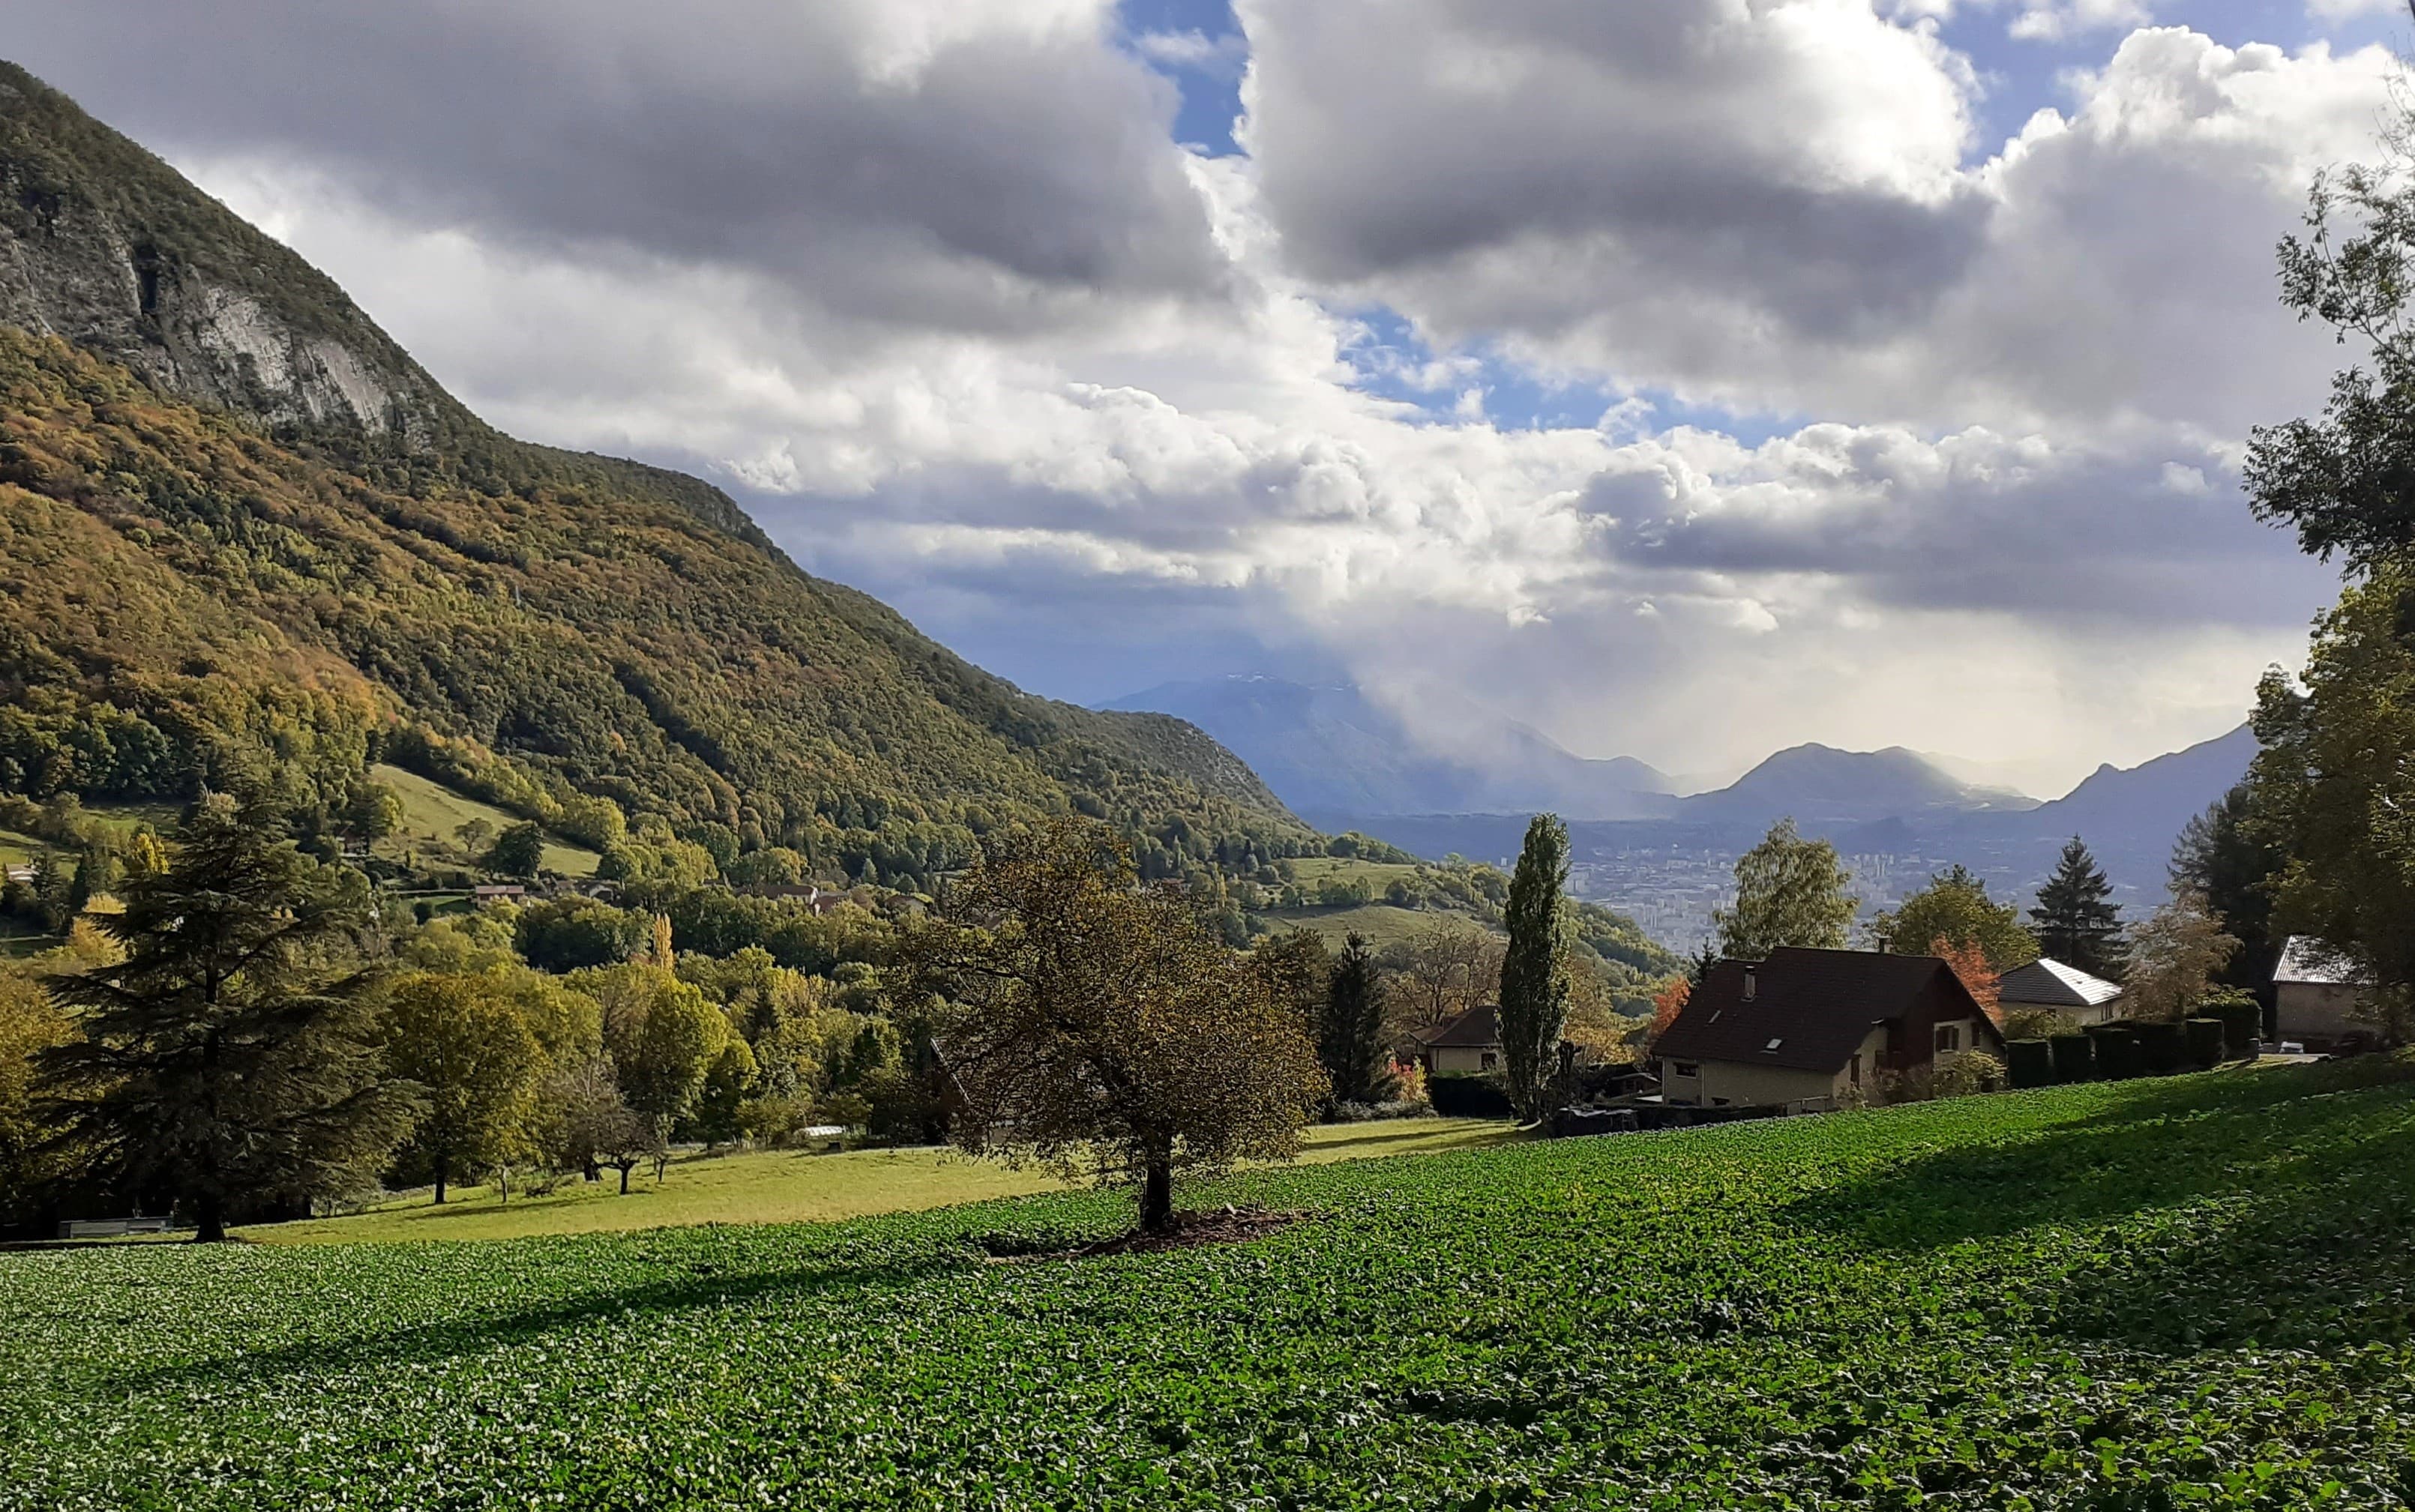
[2273, 936, 2372, 1050]
[1994, 957, 2125, 1028]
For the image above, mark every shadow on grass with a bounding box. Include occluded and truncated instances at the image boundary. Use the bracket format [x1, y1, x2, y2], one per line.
[1792, 1055, 2415, 1351]
[113, 1242, 979, 1396]
[1308, 1122, 1516, 1156]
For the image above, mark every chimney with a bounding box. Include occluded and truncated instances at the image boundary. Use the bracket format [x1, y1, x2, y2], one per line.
[1742, 965, 1757, 1002]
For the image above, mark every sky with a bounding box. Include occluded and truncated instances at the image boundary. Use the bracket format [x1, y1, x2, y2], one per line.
[0, 0, 2402, 797]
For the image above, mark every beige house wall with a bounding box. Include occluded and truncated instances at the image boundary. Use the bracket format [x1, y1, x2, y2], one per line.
[2276, 982, 2365, 1043]
[1662, 1026, 1889, 1108]
[1428, 1045, 1497, 1074]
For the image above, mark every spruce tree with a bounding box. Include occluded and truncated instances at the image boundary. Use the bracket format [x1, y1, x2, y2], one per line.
[2029, 836, 2127, 977]
[38, 793, 418, 1240]
[1318, 933, 1395, 1106]
[1497, 813, 1571, 1122]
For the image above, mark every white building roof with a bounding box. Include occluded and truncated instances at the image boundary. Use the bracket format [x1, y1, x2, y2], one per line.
[2274, 936, 2369, 987]
[1995, 957, 2123, 1008]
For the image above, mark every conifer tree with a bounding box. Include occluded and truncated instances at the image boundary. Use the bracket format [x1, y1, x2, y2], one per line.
[1318, 933, 1395, 1106]
[38, 793, 419, 1240]
[1498, 813, 1571, 1122]
[2029, 837, 2127, 977]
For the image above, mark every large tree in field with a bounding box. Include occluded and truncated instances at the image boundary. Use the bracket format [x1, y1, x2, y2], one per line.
[1319, 933, 1395, 1107]
[380, 972, 543, 1203]
[1497, 813, 1571, 1122]
[1876, 865, 2036, 971]
[2029, 837, 2126, 977]
[909, 818, 1323, 1233]
[1715, 819, 1858, 961]
[37, 794, 420, 1241]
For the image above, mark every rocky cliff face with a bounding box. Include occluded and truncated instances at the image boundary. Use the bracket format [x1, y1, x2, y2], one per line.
[0, 61, 448, 441]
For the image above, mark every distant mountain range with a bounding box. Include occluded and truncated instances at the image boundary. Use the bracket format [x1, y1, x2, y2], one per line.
[1099, 677, 1672, 820]
[1107, 675, 2255, 896]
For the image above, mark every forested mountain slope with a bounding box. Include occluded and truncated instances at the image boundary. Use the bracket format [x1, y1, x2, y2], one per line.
[0, 61, 1310, 884]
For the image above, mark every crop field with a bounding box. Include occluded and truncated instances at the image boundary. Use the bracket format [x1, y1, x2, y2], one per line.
[7, 1059, 2415, 1509]
[250, 1117, 1518, 1246]
[369, 763, 601, 877]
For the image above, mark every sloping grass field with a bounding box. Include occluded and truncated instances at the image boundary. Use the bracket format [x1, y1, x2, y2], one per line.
[370, 763, 601, 877]
[7, 1060, 2415, 1509]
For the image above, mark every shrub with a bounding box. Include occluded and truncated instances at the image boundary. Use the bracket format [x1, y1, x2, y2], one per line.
[2006, 1039, 2055, 1090]
[2048, 1032, 2096, 1084]
[1935, 1051, 2007, 1097]
[2186, 1016, 2228, 1070]
[2134, 1022, 2188, 1077]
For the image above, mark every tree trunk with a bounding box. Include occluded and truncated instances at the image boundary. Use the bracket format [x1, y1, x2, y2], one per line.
[433, 1153, 448, 1205]
[193, 1192, 226, 1244]
[1139, 1154, 1173, 1234]
[618, 1163, 632, 1195]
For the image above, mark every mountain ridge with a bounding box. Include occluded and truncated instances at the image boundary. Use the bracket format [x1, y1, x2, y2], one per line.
[0, 60, 1311, 885]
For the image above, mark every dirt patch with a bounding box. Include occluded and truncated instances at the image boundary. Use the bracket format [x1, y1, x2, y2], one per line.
[978, 1206, 1312, 1263]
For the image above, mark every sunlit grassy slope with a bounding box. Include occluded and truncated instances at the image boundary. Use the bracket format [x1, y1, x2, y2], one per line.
[253, 1117, 1518, 1246]
[370, 763, 601, 877]
[10, 1061, 2415, 1508]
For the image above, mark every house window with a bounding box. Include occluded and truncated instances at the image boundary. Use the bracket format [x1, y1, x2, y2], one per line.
[1673, 1062, 1700, 1079]
[1934, 1024, 1961, 1054]
[1480, 1051, 1498, 1071]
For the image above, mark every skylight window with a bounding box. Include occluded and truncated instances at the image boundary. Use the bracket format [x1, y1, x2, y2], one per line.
[1763, 1037, 1784, 1052]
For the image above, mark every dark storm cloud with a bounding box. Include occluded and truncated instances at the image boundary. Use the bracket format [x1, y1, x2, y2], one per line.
[1239, 0, 1989, 352]
[0, 1, 1226, 333]
[1584, 435, 2336, 627]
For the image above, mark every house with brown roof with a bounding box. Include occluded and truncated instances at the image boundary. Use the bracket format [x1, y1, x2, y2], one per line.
[1413, 1005, 1500, 1074]
[1654, 947, 2007, 1110]
[1994, 957, 2124, 1028]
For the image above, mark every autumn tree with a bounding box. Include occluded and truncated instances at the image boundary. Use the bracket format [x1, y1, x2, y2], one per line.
[37, 793, 419, 1240]
[595, 964, 729, 1140]
[906, 818, 1323, 1233]
[1498, 814, 1572, 1121]
[1319, 933, 1395, 1106]
[1382, 920, 1502, 1039]
[2030, 837, 2126, 976]
[379, 972, 544, 1203]
[1876, 865, 2037, 971]
[1716, 819, 1859, 960]
[1931, 939, 2001, 1023]
[1251, 927, 1333, 1035]
[1647, 975, 1690, 1044]
[0, 964, 75, 1229]
[2124, 886, 2241, 1024]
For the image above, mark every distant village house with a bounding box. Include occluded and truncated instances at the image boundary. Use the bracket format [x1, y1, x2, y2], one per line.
[1654, 947, 2007, 1110]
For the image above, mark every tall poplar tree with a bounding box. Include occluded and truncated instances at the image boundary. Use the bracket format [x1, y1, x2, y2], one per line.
[2029, 837, 2127, 976]
[39, 793, 418, 1240]
[1497, 813, 1571, 1122]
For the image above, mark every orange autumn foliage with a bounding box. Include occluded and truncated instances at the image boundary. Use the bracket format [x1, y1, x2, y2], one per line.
[1648, 976, 1691, 1042]
[1934, 936, 2002, 1023]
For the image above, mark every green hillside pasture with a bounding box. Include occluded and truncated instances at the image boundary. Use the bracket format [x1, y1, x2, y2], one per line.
[0, 828, 37, 865]
[1258, 902, 1489, 949]
[1284, 855, 1429, 891]
[370, 763, 601, 877]
[8, 1060, 2415, 1509]
[250, 1118, 1518, 1247]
